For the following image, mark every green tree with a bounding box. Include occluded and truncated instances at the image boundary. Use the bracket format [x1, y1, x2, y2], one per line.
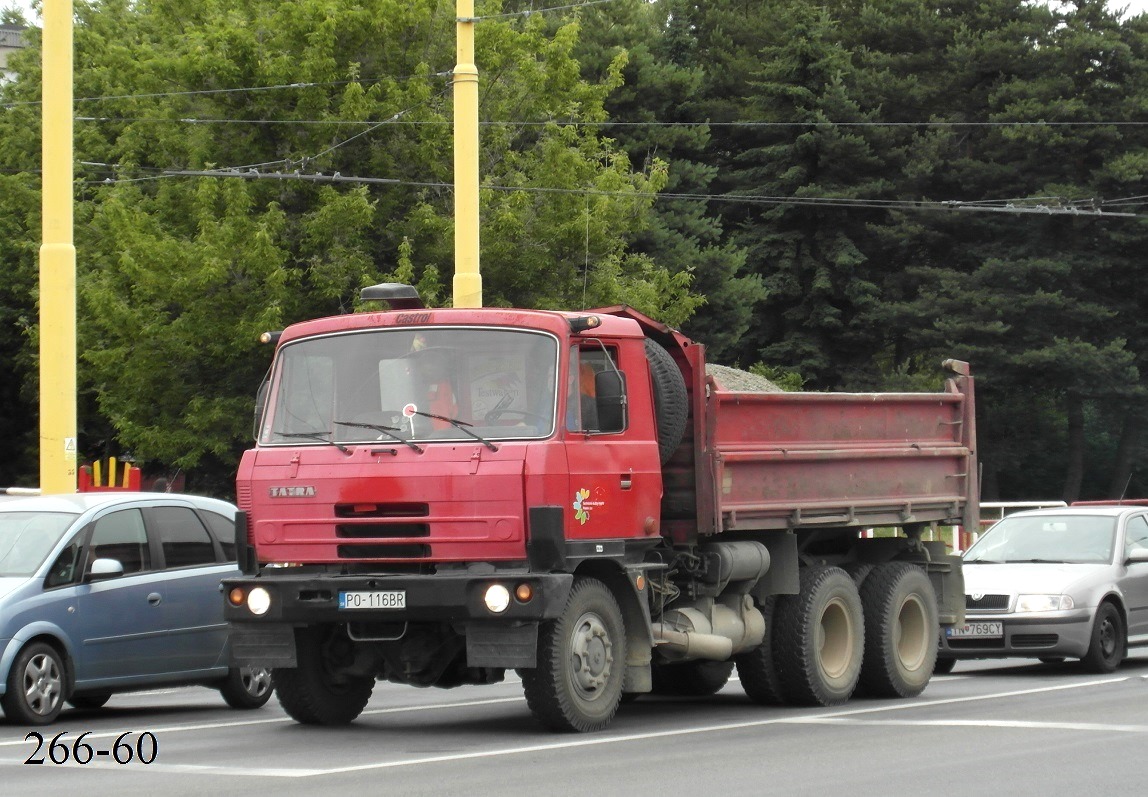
[0, 0, 699, 491]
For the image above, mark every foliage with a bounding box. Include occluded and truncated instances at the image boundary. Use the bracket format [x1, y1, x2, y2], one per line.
[4, 0, 1148, 500]
[0, 0, 698, 492]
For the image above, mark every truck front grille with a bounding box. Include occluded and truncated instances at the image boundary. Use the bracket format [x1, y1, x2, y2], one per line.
[336, 523, 430, 538]
[337, 543, 430, 559]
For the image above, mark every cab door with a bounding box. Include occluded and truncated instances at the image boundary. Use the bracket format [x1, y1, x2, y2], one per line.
[564, 341, 662, 542]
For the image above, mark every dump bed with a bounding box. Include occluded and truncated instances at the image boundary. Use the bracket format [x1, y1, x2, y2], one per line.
[698, 361, 978, 536]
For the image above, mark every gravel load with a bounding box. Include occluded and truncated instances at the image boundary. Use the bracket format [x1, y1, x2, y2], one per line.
[705, 363, 782, 393]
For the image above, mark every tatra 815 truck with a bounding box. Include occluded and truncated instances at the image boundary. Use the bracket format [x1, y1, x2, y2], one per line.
[223, 283, 976, 732]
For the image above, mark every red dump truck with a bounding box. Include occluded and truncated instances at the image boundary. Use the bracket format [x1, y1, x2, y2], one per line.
[223, 283, 976, 732]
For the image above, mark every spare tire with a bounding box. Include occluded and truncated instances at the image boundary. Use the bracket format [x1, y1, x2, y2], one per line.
[644, 338, 688, 465]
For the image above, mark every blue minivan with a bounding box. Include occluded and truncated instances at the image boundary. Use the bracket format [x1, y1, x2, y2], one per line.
[0, 492, 272, 724]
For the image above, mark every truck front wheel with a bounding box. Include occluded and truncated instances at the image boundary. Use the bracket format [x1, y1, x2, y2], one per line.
[774, 566, 864, 706]
[858, 562, 939, 698]
[522, 577, 626, 732]
[274, 626, 374, 725]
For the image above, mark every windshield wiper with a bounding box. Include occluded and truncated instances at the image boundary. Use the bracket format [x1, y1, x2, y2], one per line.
[1005, 558, 1064, 564]
[333, 420, 424, 453]
[408, 410, 498, 451]
[279, 431, 350, 455]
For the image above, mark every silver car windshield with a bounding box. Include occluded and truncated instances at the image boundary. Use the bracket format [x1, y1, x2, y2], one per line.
[0, 512, 79, 577]
[260, 327, 559, 445]
[964, 515, 1116, 564]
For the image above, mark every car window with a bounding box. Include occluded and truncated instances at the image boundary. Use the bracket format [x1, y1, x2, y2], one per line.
[965, 514, 1116, 564]
[1124, 515, 1148, 559]
[200, 510, 237, 561]
[88, 509, 152, 575]
[0, 511, 77, 577]
[150, 506, 219, 568]
[45, 539, 83, 588]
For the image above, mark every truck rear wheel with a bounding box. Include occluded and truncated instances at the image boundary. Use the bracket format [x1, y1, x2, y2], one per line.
[522, 577, 626, 732]
[274, 626, 374, 725]
[857, 562, 938, 698]
[774, 566, 864, 706]
[736, 595, 785, 705]
[651, 659, 735, 696]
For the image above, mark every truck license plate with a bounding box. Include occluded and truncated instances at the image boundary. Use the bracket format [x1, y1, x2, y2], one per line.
[946, 622, 1003, 639]
[339, 591, 406, 610]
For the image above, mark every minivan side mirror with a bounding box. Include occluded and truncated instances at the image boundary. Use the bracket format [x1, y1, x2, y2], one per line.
[88, 558, 125, 582]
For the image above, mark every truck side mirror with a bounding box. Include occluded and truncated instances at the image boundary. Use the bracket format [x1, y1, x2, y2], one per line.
[595, 370, 626, 432]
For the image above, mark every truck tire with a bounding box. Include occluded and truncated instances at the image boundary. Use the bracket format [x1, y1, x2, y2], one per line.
[774, 566, 864, 706]
[857, 562, 938, 698]
[522, 577, 626, 732]
[274, 626, 374, 725]
[651, 659, 735, 696]
[645, 339, 688, 465]
[736, 595, 785, 705]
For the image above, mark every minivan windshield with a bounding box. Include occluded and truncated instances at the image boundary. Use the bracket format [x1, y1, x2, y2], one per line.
[0, 512, 78, 577]
[964, 514, 1116, 565]
[260, 327, 559, 445]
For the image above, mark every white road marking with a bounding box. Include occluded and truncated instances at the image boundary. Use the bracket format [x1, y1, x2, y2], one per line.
[0, 675, 1130, 776]
[0, 696, 524, 748]
[792, 718, 1148, 733]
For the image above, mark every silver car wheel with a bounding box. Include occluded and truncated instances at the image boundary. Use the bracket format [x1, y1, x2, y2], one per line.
[23, 651, 64, 717]
[242, 666, 273, 699]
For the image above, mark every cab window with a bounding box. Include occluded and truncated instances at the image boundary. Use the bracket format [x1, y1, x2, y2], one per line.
[566, 345, 625, 434]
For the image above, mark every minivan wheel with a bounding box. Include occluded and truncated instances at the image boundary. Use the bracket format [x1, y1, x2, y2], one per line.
[2, 642, 66, 725]
[220, 666, 274, 709]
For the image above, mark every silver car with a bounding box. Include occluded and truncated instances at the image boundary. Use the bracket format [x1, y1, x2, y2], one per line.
[0, 491, 273, 724]
[936, 504, 1148, 673]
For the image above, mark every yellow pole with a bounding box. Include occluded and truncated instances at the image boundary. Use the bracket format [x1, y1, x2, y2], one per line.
[39, 0, 78, 494]
[452, 0, 482, 308]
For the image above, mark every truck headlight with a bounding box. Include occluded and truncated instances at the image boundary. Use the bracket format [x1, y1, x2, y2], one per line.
[483, 584, 511, 614]
[247, 586, 272, 616]
[1016, 594, 1073, 612]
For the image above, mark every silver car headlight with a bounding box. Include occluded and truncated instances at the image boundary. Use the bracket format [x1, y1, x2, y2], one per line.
[1016, 594, 1073, 612]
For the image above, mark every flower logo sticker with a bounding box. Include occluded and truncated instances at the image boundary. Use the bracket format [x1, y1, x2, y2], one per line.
[572, 488, 604, 525]
[573, 489, 591, 524]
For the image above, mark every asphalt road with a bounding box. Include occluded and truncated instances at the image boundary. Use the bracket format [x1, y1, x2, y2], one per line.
[2, 653, 1147, 796]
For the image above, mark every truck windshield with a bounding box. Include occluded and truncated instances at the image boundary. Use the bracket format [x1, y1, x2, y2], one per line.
[260, 327, 559, 445]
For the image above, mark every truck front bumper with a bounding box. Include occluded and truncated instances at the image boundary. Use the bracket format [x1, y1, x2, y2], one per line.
[222, 570, 574, 669]
[223, 570, 574, 625]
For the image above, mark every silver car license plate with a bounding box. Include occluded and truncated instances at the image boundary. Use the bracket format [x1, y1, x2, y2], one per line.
[946, 621, 1003, 638]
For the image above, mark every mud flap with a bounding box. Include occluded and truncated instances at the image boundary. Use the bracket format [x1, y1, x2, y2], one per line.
[229, 622, 297, 668]
[466, 621, 539, 668]
[926, 553, 966, 626]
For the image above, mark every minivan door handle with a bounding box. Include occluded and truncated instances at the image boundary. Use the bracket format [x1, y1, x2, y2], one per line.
[147, 592, 162, 606]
